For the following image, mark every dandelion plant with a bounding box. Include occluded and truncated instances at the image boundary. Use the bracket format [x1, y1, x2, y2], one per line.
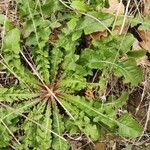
[0, 0, 145, 149]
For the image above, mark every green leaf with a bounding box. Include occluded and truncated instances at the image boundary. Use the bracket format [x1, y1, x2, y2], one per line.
[79, 35, 143, 85]
[139, 16, 150, 30]
[119, 34, 135, 54]
[61, 94, 116, 128]
[130, 16, 150, 30]
[88, 58, 143, 86]
[72, 30, 82, 41]
[33, 46, 50, 83]
[82, 117, 100, 140]
[65, 119, 79, 134]
[61, 100, 100, 140]
[52, 101, 70, 150]
[93, 34, 135, 54]
[106, 92, 129, 109]
[23, 18, 51, 83]
[41, 0, 60, 16]
[50, 47, 63, 82]
[60, 76, 87, 92]
[0, 122, 12, 148]
[60, 75, 98, 92]
[3, 28, 20, 54]
[0, 106, 18, 149]
[0, 14, 6, 24]
[118, 113, 143, 138]
[77, 12, 114, 34]
[21, 102, 52, 149]
[112, 16, 125, 27]
[71, 1, 89, 12]
[41, 103, 52, 149]
[56, 36, 79, 74]
[113, 59, 143, 85]
[127, 49, 147, 58]
[2, 28, 38, 87]
[90, 0, 108, 8]
[0, 14, 14, 31]
[0, 87, 37, 102]
[67, 18, 79, 30]
[95, 92, 129, 118]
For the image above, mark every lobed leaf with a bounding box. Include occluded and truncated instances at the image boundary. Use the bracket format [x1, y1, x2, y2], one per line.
[118, 113, 143, 138]
[52, 101, 70, 150]
[0, 87, 37, 102]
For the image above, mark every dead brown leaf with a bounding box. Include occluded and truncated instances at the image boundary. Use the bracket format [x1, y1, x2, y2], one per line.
[103, 0, 124, 15]
[94, 142, 106, 150]
[138, 30, 150, 52]
[90, 30, 108, 40]
[136, 55, 150, 67]
[133, 37, 150, 67]
[85, 89, 95, 100]
[144, 0, 150, 15]
[49, 32, 59, 43]
[113, 24, 129, 34]
[85, 30, 108, 48]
